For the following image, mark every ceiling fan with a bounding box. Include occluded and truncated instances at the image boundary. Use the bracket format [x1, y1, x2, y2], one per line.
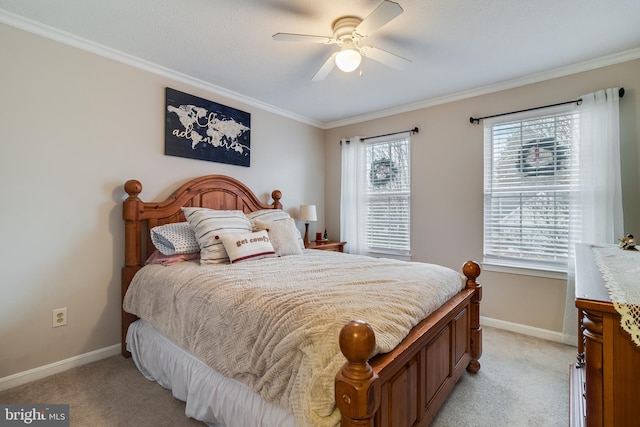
[272, 0, 411, 81]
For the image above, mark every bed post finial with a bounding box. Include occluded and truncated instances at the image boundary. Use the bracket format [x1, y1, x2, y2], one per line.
[336, 320, 380, 427]
[463, 261, 482, 373]
[124, 179, 142, 198]
[271, 190, 283, 210]
[463, 261, 481, 285]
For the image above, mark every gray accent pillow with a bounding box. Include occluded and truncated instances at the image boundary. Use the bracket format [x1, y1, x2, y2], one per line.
[254, 218, 304, 256]
[150, 222, 199, 255]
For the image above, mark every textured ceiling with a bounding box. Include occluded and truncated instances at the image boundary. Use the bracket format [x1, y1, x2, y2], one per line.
[1, 0, 640, 127]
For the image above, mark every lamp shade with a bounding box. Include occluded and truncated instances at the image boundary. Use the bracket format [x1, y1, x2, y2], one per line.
[335, 48, 361, 73]
[299, 205, 317, 222]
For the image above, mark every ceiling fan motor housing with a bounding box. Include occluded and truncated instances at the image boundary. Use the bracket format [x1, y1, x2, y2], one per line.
[332, 17, 362, 43]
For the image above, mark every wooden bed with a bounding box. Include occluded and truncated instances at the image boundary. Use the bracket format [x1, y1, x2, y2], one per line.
[121, 174, 482, 427]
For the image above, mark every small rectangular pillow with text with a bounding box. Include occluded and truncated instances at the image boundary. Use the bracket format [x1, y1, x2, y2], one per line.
[219, 230, 276, 263]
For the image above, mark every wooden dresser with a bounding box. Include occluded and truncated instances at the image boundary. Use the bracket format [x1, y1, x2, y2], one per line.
[570, 244, 640, 427]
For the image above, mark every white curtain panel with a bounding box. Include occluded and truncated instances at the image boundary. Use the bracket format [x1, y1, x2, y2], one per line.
[340, 137, 367, 254]
[562, 88, 624, 345]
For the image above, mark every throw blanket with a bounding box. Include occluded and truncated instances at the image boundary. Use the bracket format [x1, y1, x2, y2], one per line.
[123, 250, 465, 427]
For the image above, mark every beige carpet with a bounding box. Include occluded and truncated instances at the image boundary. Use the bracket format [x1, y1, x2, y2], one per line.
[431, 327, 576, 426]
[0, 326, 576, 426]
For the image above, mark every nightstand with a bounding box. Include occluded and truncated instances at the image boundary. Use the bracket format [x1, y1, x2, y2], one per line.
[306, 241, 346, 252]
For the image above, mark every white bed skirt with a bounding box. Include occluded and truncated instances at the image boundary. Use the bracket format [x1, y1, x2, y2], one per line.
[126, 319, 297, 427]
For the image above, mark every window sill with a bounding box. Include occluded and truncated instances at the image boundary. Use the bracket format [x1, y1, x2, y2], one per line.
[366, 250, 411, 261]
[482, 262, 567, 280]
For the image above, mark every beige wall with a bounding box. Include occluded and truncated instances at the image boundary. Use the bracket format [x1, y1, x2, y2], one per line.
[0, 24, 325, 378]
[325, 59, 640, 333]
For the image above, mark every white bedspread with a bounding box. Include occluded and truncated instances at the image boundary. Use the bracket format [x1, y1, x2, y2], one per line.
[123, 250, 464, 427]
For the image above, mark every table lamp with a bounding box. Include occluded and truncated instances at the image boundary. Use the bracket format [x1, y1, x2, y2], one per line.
[299, 204, 317, 247]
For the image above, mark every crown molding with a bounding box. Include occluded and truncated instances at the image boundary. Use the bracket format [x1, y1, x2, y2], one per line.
[0, 9, 324, 129]
[325, 48, 640, 129]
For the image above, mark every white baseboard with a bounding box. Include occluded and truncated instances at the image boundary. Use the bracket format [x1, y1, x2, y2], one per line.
[0, 318, 573, 393]
[481, 316, 569, 344]
[0, 344, 121, 392]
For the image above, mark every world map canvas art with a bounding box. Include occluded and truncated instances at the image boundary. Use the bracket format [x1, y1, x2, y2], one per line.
[165, 88, 251, 167]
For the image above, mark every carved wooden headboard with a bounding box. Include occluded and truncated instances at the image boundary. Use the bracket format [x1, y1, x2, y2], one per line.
[121, 174, 282, 355]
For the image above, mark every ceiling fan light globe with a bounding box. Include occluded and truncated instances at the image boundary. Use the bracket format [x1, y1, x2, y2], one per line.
[335, 49, 361, 72]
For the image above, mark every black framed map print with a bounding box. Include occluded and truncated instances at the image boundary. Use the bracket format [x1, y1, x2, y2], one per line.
[165, 88, 251, 167]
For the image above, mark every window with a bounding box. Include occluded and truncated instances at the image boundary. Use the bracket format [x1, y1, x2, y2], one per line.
[365, 135, 411, 256]
[483, 106, 580, 273]
[340, 132, 411, 257]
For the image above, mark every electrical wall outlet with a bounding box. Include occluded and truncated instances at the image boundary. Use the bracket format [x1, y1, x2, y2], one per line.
[52, 308, 67, 328]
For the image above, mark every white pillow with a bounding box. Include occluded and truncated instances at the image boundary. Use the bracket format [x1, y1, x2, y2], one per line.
[150, 222, 199, 255]
[253, 218, 303, 256]
[219, 230, 276, 263]
[182, 207, 252, 264]
[247, 209, 304, 250]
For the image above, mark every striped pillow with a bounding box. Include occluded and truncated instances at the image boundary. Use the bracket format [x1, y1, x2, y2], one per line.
[219, 230, 276, 263]
[246, 209, 292, 223]
[182, 207, 252, 264]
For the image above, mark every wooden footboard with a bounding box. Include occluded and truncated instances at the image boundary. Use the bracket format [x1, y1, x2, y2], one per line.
[337, 261, 482, 427]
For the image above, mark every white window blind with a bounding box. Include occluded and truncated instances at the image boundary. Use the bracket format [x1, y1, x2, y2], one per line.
[483, 106, 580, 272]
[364, 134, 411, 256]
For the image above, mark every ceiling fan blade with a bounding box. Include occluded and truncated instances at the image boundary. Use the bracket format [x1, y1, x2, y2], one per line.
[272, 33, 332, 43]
[361, 46, 411, 70]
[355, 1, 403, 36]
[312, 53, 337, 81]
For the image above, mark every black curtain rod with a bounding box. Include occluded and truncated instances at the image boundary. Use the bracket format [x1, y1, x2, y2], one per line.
[469, 87, 625, 125]
[362, 127, 419, 141]
[340, 127, 419, 144]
